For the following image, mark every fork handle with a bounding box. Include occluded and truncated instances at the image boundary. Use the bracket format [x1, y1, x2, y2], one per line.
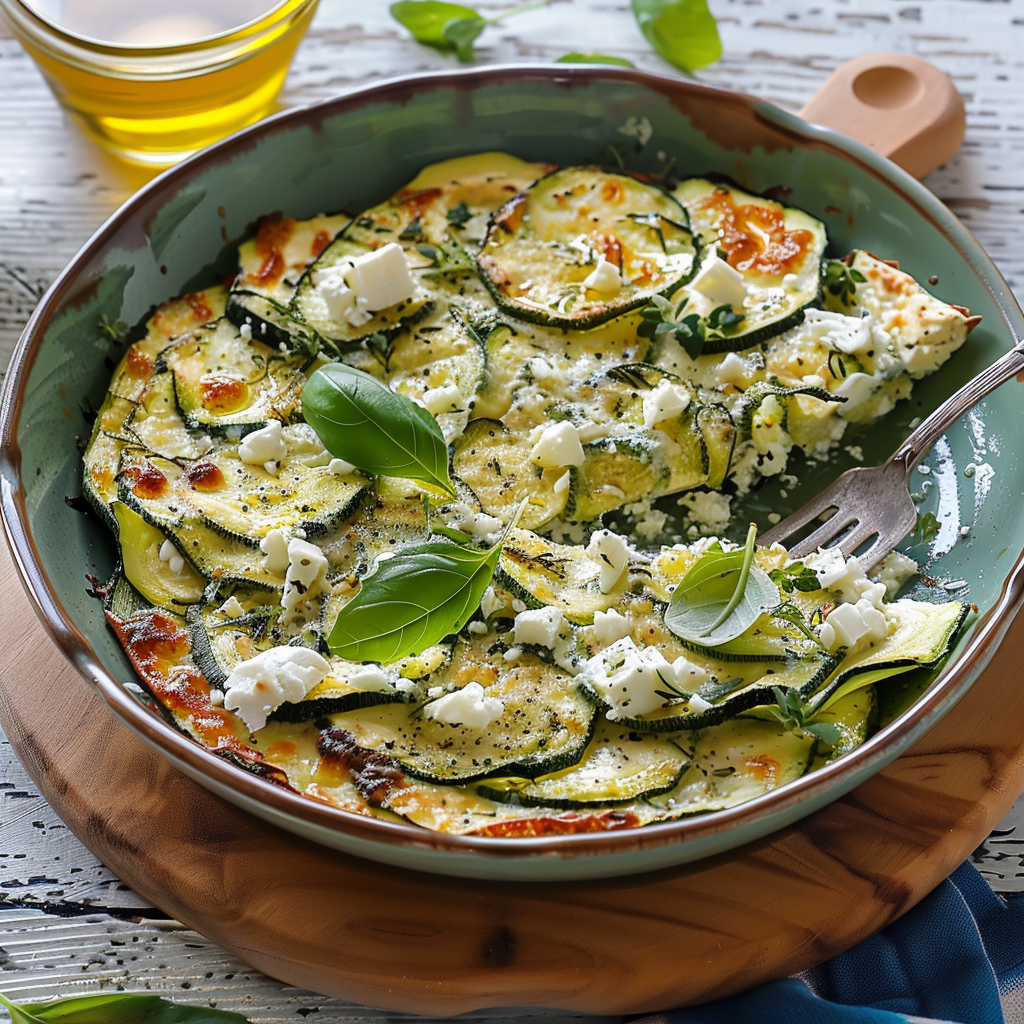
[890, 339, 1024, 471]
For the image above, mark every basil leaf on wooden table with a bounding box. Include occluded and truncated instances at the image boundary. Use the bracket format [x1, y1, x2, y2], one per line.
[301, 363, 456, 498]
[664, 523, 780, 645]
[0, 992, 249, 1024]
[631, 0, 722, 73]
[328, 511, 522, 662]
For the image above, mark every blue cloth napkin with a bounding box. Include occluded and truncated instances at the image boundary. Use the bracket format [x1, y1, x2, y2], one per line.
[635, 862, 1024, 1024]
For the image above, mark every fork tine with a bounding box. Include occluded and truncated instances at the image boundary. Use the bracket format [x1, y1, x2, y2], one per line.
[783, 512, 858, 559]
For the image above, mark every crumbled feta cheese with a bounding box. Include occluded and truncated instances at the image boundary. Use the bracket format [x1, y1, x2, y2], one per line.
[642, 378, 691, 429]
[835, 371, 879, 411]
[583, 258, 622, 293]
[528, 357, 555, 381]
[530, 421, 585, 469]
[804, 548, 886, 610]
[878, 550, 918, 598]
[591, 608, 632, 646]
[468, 621, 489, 635]
[260, 527, 292, 576]
[349, 664, 390, 692]
[217, 595, 245, 619]
[328, 456, 357, 475]
[239, 419, 287, 468]
[158, 539, 185, 575]
[281, 538, 329, 617]
[553, 470, 572, 496]
[209, 688, 225, 707]
[503, 646, 522, 662]
[586, 529, 630, 593]
[446, 502, 504, 542]
[224, 646, 331, 731]
[686, 692, 713, 714]
[819, 599, 889, 653]
[579, 637, 676, 720]
[690, 255, 746, 309]
[802, 308, 873, 355]
[426, 681, 504, 728]
[713, 351, 751, 388]
[420, 384, 465, 415]
[239, 322, 253, 340]
[677, 491, 732, 534]
[634, 508, 669, 539]
[513, 606, 564, 649]
[313, 242, 415, 327]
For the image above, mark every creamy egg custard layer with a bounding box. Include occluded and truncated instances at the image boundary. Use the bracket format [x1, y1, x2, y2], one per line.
[86, 153, 972, 836]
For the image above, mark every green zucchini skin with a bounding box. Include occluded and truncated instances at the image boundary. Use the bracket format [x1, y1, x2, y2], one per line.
[478, 167, 702, 329]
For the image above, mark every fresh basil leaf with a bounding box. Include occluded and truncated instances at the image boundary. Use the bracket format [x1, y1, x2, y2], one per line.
[557, 52, 635, 66]
[390, 1, 480, 50]
[328, 514, 520, 662]
[301, 363, 455, 498]
[0, 992, 249, 1024]
[665, 524, 780, 645]
[443, 15, 486, 61]
[631, 0, 722, 74]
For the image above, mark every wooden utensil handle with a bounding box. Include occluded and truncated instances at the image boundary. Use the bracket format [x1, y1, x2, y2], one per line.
[799, 52, 965, 179]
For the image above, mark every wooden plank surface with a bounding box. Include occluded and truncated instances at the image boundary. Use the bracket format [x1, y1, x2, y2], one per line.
[2, 0, 1024, 1018]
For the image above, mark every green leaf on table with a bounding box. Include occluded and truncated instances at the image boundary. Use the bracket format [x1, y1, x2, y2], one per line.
[390, 1, 482, 52]
[557, 52, 635, 66]
[631, 0, 722, 74]
[327, 508, 523, 662]
[664, 523, 780, 646]
[390, 0, 546, 62]
[0, 992, 249, 1024]
[300, 363, 455, 498]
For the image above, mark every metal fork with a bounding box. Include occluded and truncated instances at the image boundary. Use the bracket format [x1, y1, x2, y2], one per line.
[758, 338, 1024, 570]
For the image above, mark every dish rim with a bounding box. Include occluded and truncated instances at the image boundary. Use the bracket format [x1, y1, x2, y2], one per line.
[3, 61, 1024, 871]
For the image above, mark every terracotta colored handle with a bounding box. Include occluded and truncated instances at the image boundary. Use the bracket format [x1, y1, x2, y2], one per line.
[799, 52, 966, 179]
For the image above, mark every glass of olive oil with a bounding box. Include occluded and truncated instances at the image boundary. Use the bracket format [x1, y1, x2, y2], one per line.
[0, 0, 320, 166]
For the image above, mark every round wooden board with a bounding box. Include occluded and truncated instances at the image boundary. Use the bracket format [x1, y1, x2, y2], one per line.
[2, 542, 1024, 1017]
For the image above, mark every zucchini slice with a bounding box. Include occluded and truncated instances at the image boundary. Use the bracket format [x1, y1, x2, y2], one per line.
[451, 419, 572, 531]
[112, 500, 205, 610]
[165, 319, 308, 433]
[669, 178, 826, 350]
[478, 167, 700, 329]
[496, 528, 623, 625]
[226, 212, 349, 353]
[125, 371, 208, 461]
[116, 446, 366, 544]
[330, 645, 596, 783]
[476, 722, 691, 808]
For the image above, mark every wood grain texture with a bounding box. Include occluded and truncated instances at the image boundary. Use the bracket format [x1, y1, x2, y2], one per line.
[2, 541, 1024, 1017]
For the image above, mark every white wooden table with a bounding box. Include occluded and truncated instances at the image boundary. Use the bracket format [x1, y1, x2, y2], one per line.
[2, 1, 1024, 1018]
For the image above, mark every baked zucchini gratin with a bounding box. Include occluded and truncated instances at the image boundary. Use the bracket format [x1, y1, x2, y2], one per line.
[85, 153, 974, 837]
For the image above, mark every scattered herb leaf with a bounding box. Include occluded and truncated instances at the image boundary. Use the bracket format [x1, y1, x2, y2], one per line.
[414, 237, 475, 277]
[631, 0, 722, 74]
[327, 505, 524, 662]
[98, 313, 130, 344]
[763, 686, 843, 749]
[768, 562, 822, 595]
[557, 52, 635, 66]
[665, 523, 781, 645]
[301, 363, 455, 498]
[398, 220, 424, 241]
[0, 992, 249, 1024]
[823, 258, 867, 308]
[910, 510, 941, 545]
[445, 201, 472, 227]
[638, 294, 705, 360]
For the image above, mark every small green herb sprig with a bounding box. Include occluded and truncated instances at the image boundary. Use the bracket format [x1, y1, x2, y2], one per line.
[768, 562, 822, 595]
[762, 686, 843, 749]
[823, 259, 867, 308]
[638, 294, 744, 361]
[909, 510, 941, 546]
[0, 991, 249, 1024]
[300, 363, 456, 498]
